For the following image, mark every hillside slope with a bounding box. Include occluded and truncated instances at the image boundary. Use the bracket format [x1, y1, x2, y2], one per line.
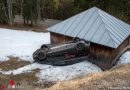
[43, 63, 130, 90]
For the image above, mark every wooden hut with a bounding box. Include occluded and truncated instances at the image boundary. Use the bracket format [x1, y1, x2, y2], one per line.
[47, 7, 130, 70]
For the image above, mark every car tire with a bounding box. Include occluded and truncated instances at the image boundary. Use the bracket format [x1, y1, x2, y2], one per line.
[33, 49, 47, 61]
[80, 39, 90, 46]
[73, 37, 81, 43]
[75, 42, 85, 51]
[41, 45, 49, 52]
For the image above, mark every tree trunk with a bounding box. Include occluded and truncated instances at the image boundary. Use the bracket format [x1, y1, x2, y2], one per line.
[20, 0, 23, 27]
[37, 0, 41, 23]
[1, 0, 8, 23]
[7, 0, 13, 27]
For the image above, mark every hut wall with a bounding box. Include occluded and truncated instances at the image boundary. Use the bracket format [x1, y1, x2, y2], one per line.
[89, 43, 116, 70]
[88, 35, 130, 70]
[50, 32, 72, 44]
[116, 36, 130, 56]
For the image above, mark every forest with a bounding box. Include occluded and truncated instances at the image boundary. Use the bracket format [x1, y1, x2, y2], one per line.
[0, 0, 130, 26]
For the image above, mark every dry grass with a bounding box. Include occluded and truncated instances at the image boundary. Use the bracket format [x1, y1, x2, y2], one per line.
[0, 57, 55, 90]
[42, 63, 130, 90]
[0, 68, 56, 90]
[0, 57, 34, 85]
[0, 69, 40, 90]
[0, 57, 31, 71]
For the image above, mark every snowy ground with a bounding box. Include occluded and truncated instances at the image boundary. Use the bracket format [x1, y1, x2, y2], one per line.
[0, 28, 130, 82]
[0, 61, 101, 82]
[0, 28, 101, 82]
[0, 28, 50, 61]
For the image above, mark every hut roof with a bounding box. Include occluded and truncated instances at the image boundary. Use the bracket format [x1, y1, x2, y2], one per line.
[47, 7, 130, 48]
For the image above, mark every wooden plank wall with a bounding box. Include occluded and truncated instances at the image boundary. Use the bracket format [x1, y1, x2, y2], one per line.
[50, 32, 72, 43]
[116, 36, 130, 55]
[88, 43, 116, 70]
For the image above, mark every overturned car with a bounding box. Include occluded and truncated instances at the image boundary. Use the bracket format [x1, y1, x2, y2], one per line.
[33, 38, 90, 65]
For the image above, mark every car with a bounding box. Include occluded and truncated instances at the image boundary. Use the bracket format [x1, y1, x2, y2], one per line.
[33, 38, 90, 65]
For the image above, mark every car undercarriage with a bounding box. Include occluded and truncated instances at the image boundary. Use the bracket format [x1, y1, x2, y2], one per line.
[33, 38, 90, 65]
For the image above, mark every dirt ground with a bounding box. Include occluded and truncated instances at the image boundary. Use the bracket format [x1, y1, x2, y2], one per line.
[0, 24, 48, 32]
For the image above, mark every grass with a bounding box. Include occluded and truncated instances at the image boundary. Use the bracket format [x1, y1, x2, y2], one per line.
[0, 70, 39, 90]
[0, 57, 31, 71]
[0, 68, 56, 90]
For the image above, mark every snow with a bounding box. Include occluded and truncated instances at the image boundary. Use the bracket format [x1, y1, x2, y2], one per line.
[37, 61, 101, 82]
[0, 61, 101, 82]
[0, 28, 102, 82]
[0, 28, 50, 61]
[117, 51, 130, 64]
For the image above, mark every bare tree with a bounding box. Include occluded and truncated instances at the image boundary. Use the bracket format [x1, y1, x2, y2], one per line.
[1, 0, 8, 22]
[7, 0, 13, 27]
[37, 0, 41, 23]
[21, 0, 23, 26]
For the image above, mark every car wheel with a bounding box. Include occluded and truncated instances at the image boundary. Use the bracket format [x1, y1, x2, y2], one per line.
[75, 42, 85, 51]
[33, 49, 47, 61]
[81, 39, 90, 47]
[73, 37, 81, 43]
[41, 45, 49, 52]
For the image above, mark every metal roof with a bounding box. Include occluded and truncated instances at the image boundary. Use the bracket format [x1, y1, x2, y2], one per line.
[47, 7, 130, 48]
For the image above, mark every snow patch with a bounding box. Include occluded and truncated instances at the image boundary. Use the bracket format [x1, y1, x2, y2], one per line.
[0, 28, 50, 61]
[117, 51, 130, 64]
[37, 61, 101, 82]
